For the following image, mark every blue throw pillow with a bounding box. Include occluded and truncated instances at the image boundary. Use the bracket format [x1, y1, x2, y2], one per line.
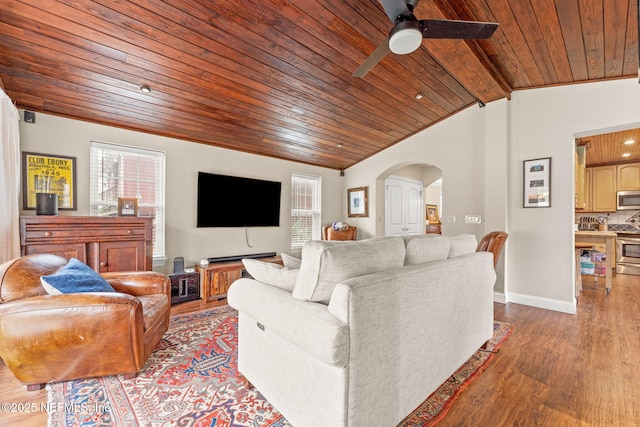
[40, 258, 116, 294]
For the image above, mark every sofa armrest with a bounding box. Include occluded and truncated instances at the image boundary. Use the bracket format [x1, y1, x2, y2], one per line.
[0, 293, 146, 385]
[227, 278, 349, 367]
[101, 271, 170, 298]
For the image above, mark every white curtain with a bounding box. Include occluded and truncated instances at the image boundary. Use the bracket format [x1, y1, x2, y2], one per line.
[0, 88, 21, 263]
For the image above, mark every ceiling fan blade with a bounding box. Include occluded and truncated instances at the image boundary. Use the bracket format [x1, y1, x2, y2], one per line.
[353, 38, 391, 77]
[420, 19, 499, 39]
[378, 0, 411, 24]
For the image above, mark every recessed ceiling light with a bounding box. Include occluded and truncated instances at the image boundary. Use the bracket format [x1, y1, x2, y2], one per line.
[624, 139, 635, 145]
[622, 153, 631, 157]
[138, 85, 151, 94]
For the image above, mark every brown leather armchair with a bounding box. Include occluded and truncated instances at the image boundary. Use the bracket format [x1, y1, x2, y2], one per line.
[476, 231, 508, 269]
[322, 225, 357, 241]
[0, 253, 171, 390]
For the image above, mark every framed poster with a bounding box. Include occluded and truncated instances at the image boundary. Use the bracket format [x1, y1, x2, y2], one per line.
[426, 204, 440, 224]
[22, 152, 77, 210]
[347, 186, 369, 217]
[523, 157, 551, 208]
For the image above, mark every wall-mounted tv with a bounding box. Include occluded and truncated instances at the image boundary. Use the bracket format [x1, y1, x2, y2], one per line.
[197, 172, 282, 227]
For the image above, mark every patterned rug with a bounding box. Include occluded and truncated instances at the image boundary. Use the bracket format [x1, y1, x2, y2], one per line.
[47, 306, 512, 427]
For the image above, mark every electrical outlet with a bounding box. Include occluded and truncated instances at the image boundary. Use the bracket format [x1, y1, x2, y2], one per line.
[465, 215, 482, 224]
[447, 215, 456, 223]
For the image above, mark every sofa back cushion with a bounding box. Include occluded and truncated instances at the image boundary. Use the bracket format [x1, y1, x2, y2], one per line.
[403, 235, 451, 265]
[292, 236, 406, 304]
[448, 234, 479, 258]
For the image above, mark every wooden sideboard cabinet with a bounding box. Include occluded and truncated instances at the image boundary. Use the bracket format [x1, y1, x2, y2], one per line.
[195, 256, 282, 302]
[20, 216, 153, 272]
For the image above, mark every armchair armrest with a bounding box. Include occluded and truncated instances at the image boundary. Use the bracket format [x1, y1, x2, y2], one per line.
[101, 271, 170, 298]
[0, 293, 146, 385]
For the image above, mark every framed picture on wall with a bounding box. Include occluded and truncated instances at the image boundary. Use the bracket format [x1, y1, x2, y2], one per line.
[426, 204, 440, 224]
[523, 157, 551, 208]
[347, 186, 369, 217]
[22, 151, 77, 210]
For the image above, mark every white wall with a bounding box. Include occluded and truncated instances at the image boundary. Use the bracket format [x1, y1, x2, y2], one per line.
[18, 112, 342, 272]
[507, 79, 640, 313]
[345, 78, 640, 313]
[344, 105, 489, 240]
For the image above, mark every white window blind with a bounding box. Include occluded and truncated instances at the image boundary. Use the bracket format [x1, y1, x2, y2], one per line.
[90, 141, 166, 262]
[291, 173, 321, 248]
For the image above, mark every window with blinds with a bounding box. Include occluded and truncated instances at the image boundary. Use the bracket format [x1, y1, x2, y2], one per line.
[89, 141, 166, 262]
[291, 173, 322, 248]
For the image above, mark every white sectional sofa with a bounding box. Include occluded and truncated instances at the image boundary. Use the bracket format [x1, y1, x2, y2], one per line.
[227, 234, 496, 427]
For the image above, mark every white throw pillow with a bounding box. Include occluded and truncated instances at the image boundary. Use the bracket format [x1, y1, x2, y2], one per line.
[281, 253, 302, 269]
[448, 234, 478, 258]
[292, 236, 406, 304]
[242, 259, 298, 292]
[403, 235, 450, 265]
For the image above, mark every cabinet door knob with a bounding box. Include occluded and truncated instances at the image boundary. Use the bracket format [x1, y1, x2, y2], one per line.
[100, 262, 107, 267]
[44, 231, 52, 237]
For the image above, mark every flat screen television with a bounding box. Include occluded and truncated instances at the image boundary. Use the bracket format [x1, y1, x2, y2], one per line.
[197, 172, 282, 227]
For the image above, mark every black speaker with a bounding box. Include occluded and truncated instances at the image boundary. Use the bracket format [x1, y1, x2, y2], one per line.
[173, 257, 185, 274]
[36, 193, 58, 215]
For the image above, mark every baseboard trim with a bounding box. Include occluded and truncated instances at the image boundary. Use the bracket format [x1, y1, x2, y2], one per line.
[507, 292, 576, 314]
[493, 291, 507, 304]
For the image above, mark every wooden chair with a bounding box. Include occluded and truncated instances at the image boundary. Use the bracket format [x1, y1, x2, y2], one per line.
[322, 225, 357, 241]
[476, 231, 508, 269]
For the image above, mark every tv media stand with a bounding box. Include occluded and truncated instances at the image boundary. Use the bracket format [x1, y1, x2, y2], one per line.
[195, 255, 282, 302]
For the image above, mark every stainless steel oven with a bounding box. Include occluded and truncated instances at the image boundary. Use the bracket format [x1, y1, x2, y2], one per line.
[616, 233, 640, 275]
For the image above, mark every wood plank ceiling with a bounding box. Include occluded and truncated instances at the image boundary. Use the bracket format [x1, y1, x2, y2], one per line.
[0, 0, 637, 170]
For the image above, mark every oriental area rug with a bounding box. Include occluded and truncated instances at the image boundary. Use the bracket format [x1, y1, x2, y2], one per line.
[48, 305, 512, 427]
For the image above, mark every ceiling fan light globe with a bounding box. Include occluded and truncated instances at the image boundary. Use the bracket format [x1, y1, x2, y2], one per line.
[389, 22, 423, 55]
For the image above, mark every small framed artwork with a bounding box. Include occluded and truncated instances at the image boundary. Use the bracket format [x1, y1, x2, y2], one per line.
[523, 157, 551, 208]
[118, 197, 139, 216]
[22, 151, 77, 210]
[426, 204, 440, 224]
[347, 186, 369, 217]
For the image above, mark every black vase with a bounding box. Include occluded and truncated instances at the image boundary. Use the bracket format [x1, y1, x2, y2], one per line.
[36, 193, 59, 215]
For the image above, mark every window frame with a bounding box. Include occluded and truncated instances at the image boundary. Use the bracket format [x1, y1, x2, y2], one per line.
[89, 141, 166, 264]
[291, 173, 322, 249]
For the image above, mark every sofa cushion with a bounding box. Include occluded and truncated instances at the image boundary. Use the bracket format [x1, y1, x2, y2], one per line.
[281, 253, 302, 269]
[448, 234, 478, 258]
[292, 236, 406, 304]
[40, 258, 116, 294]
[403, 235, 451, 265]
[242, 259, 298, 292]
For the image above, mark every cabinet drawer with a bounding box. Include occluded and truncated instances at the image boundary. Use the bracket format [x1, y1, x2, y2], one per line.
[23, 225, 147, 242]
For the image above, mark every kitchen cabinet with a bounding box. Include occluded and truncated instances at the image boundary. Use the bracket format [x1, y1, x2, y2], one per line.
[20, 216, 153, 272]
[583, 165, 616, 212]
[617, 162, 640, 191]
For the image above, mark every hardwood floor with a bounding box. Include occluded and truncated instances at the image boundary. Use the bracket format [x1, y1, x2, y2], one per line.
[1, 274, 638, 426]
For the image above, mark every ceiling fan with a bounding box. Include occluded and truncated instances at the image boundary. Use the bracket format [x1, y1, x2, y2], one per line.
[353, 0, 499, 77]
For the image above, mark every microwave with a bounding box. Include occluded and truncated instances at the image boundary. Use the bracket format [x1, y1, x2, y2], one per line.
[617, 190, 640, 210]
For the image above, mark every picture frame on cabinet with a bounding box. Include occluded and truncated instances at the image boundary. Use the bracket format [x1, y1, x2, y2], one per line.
[118, 198, 139, 216]
[22, 151, 77, 210]
[523, 157, 551, 208]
